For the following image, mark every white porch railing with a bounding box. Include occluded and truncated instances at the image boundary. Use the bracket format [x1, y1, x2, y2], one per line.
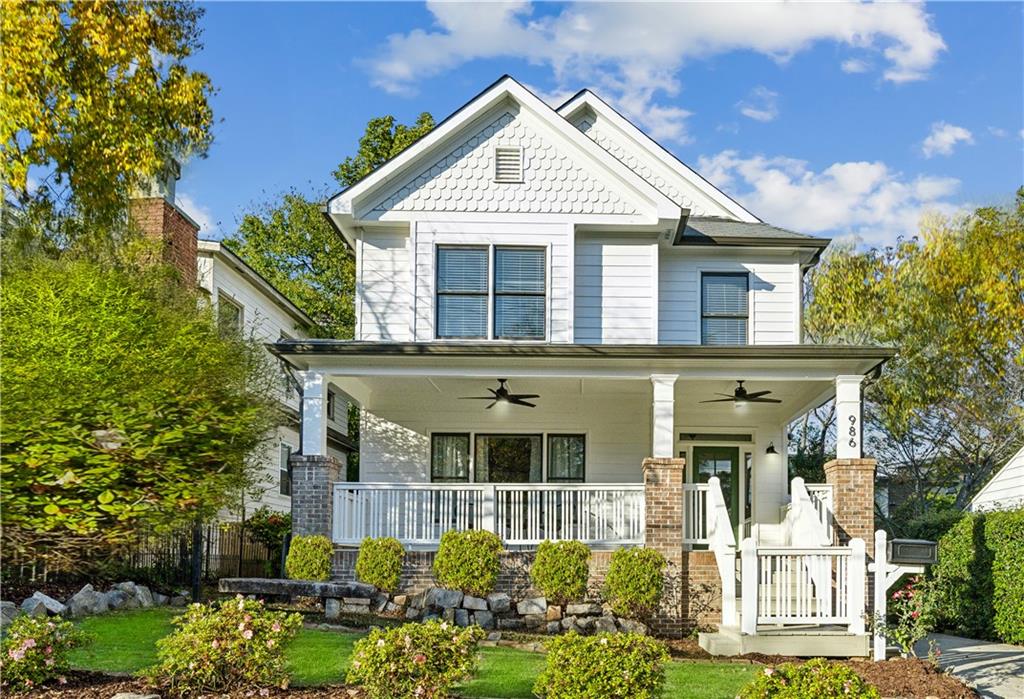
[781, 477, 833, 547]
[332, 482, 644, 548]
[741, 538, 866, 635]
[683, 483, 709, 545]
[705, 477, 738, 627]
[805, 483, 835, 544]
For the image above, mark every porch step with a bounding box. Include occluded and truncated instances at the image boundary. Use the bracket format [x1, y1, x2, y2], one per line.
[698, 625, 869, 658]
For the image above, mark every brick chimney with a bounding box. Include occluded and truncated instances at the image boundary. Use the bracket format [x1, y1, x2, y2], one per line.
[128, 159, 199, 287]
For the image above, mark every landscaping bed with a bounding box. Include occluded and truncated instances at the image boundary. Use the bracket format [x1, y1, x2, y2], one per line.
[843, 658, 978, 699]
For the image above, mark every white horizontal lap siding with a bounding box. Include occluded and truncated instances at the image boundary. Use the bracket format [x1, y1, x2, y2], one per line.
[357, 229, 412, 341]
[359, 387, 651, 483]
[574, 234, 656, 344]
[413, 221, 572, 342]
[658, 251, 799, 345]
[971, 448, 1024, 512]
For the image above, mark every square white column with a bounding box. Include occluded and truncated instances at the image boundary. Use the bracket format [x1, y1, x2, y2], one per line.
[835, 375, 864, 459]
[300, 370, 329, 457]
[651, 374, 678, 458]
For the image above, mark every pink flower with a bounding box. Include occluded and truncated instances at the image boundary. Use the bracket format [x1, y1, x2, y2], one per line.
[212, 639, 220, 649]
[9, 649, 24, 661]
[271, 621, 281, 632]
[244, 614, 252, 622]
[242, 629, 253, 640]
[22, 638, 36, 649]
[266, 639, 275, 648]
[912, 611, 920, 619]
[239, 622, 247, 631]
[45, 658, 54, 666]
[45, 646, 53, 655]
[413, 653, 427, 665]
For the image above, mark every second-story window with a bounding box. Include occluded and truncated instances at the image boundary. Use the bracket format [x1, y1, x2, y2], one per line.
[436, 245, 546, 340]
[217, 293, 243, 334]
[701, 272, 749, 345]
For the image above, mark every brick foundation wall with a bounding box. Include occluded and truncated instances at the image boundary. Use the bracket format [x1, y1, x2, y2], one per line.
[682, 550, 722, 632]
[128, 197, 199, 287]
[824, 458, 877, 556]
[290, 455, 341, 538]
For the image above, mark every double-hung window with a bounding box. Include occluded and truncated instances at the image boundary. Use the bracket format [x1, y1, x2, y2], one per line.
[436, 245, 546, 340]
[279, 443, 292, 496]
[701, 272, 749, 345]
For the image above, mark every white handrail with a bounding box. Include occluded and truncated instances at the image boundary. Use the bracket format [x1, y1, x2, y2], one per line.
[706, 477, 737, 626]
[805, 483, 835, 544]
[783, 477, 832, 547]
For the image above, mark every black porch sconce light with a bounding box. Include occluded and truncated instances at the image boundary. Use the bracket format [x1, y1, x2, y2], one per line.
[765, 442, 777, 455]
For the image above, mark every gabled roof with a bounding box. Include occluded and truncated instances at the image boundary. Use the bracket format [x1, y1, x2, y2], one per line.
[678, 217, 829, 254]
[557, 89, 760, 223]
[326, 75, 684, 244]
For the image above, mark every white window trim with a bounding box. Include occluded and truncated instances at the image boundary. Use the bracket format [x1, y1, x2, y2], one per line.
[428, 429, 589, 483]
[698, 268, 753, 346]
[216, 289, 244, 331]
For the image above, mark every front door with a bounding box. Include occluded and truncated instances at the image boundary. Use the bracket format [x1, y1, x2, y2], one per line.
[692, 446, 740, 536]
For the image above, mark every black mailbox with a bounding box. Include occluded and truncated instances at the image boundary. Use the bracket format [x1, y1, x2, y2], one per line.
[888, 539, 938, 565]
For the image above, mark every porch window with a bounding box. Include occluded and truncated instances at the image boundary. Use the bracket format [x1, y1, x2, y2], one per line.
[474, 434, 542, 483]
[436, 247, 489, 338]
[701, 272, 748, 345]
[547, 434, 585, 482]
[431, 433, 470, 482]
[494, 247, 545, 339]
[279, 443, 292, 496]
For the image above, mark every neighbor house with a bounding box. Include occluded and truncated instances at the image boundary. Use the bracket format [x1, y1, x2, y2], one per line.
[969, 444, 1024, 513]
[273, 76, 894, 652]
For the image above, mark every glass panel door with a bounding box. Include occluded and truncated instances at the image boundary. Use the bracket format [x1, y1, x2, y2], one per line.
[692, 446, 740, 536]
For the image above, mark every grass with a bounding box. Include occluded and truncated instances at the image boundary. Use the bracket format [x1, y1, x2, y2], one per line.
[69, 608, 757, 697]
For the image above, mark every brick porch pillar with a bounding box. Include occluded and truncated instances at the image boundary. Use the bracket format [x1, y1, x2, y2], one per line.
[824, 458, 877, 556]
[643, 456, 685, 637]
[290, 454, 342, 538]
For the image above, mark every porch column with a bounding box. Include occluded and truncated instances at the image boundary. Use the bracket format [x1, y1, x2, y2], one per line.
[824, 458, 877, 556]
[835, 375, 864, 459]
[300, 370, 328, 457]
[650, 374, 678, 458]
[643, 456, 686, 637]
[290, 453, 342, 539]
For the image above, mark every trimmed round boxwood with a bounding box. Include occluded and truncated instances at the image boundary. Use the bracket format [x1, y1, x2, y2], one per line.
[738, 658, 879, 698]
[530, 540, 591, 606]
[603, 547, 666, 620]
[432, 529, 503, 597]
[355, 536, 405, 592]
[285, 534, 333, 581]
[533, 631, 670, 699]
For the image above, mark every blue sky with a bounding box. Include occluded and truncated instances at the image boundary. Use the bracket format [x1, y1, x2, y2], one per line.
[178, 1, 1023, 247]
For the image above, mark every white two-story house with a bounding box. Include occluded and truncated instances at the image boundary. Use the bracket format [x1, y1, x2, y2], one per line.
[275, 76, 891, 649]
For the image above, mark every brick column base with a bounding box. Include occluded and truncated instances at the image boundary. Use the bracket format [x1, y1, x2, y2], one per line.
[290, 454, 342, 538]
[643, 457, 685, 638]
[824, 458, 877, 557]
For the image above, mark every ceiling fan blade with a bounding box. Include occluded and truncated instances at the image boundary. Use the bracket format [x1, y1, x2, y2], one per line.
[485, 401, 498, 410]
[748, 397, 782, 404]
[508, 398, 536, 408]
[508, 393, 539, 400]
[460, 396, 496, 400]
[699, 398, 737, 403]
[744, 390, 773, 399]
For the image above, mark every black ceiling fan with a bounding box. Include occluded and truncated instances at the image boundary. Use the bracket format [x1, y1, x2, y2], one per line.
[460, 379, 539, 409]
[700, 380, 781, 405]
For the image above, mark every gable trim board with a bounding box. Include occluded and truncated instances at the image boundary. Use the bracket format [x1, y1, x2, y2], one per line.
[326, 76, 683, 244]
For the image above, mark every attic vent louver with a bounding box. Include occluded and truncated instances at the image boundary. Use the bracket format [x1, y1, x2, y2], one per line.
[494, 146, 523, 183]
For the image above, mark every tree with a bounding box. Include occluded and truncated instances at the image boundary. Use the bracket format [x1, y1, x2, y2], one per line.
[1, 1, 214, 241]
[804, 192, 1024, 526]
[225, 113, 435, 337]
[0, 254, 280, 569]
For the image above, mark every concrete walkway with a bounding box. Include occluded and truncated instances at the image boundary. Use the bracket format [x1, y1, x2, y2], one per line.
[914, 633, 1024, 699]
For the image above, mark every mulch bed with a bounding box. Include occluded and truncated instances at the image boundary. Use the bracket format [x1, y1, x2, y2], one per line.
[664, 636, 714, 660]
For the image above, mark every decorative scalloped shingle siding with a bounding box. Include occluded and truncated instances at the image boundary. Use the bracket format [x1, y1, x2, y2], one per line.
[368, 110, 640, 216]
[576, 119, 711, 217]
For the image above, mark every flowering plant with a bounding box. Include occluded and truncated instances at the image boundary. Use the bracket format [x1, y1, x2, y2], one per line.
[877, 576, 933, 658]
[143, 595, 302, 695]
[738, 658, 879, 698]
[534, 631, 670, 699]
[0, 615, 86, 692]
[346, 619, 484, 699]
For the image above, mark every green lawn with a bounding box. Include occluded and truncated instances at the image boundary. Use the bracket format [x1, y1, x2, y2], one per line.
[69, 608, 757, 697]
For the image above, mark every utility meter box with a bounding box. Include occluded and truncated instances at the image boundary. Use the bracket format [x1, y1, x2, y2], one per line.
[887, 538, 938, 565]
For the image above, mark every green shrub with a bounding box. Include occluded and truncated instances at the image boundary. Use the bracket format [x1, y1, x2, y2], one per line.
[928, 508, 1024, 644]
[603, 547, 665, 619]
[285, 534, 333, 581]
[143, 596, 302, 695]
[530, 540, 591, 606]
[355, 537, 405, 592]
[433, 529, 503, 597]
[533, 631, 669, 699]
[0, 616, 86, 692]
[738, 658, 879, 698]
[347, 619, 484, 699]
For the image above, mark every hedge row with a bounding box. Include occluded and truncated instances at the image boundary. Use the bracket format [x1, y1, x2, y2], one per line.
[928, 508, 1024, 644]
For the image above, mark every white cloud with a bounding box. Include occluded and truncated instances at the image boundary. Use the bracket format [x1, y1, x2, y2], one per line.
[367, 1, 945, 143]
[841, 58, 871, 74]
[696, 150, 964, 247]
[175, 192, 219, 237]
[737, 86, 779, 123]
[987, 126, 1008, 138]
[921, 121, 974, 158]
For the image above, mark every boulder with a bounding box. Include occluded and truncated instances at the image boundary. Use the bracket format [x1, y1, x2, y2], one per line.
[152, 592, 170, 607]
[217, 578, 375, 599]
[454, 608, 470, 627]
[405, 606, 421, 620]
[545, 621, 562, 635]
[472, 610, 494, 630]
[462, 595, 488, 611]
[103, 589, 131, 610]
[134, 585, 154, 608]
[169, 595, 188, 607]
[545, 605, 562, 621]
[68, 585, 109, 618]
[522, 613, 547, 628]
[560, 616, 582, 633]
[617, 618, 648, 635]
[578, 616, 597, 632]
[426, 588, 463, 609]
[442, 607, 456, 623]
[324, 599, 341, 620]
[486, 631, 502, 642]
[486, 592, 512, 613]
[594, 616, 617, 634]
[516, 597, 547, 615]
[383, 602, 401, 614]
[31, 591, 67, 616]
[343, 597, 372, 605]
[422, 611, 440, 622]
[497, 617, 523, 631]
[341, 601, 371, 615]
[372, 593, 389, 612]
[565, 603, 602, 616]
[392, 594, 408, 607]
[20, 597, 46, 618]
[1, 601, 20, 628]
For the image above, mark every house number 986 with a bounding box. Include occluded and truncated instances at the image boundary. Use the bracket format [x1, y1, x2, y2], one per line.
[848, 415, 858, 448]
